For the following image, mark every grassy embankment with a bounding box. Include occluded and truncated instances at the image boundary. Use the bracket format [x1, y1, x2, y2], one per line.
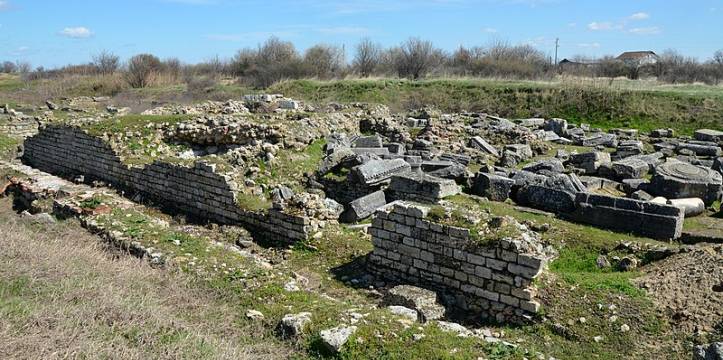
[1, 74, 721, 135]
[271, 78, 723, 135]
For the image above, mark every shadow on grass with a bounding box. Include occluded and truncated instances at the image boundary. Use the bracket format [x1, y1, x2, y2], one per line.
[329, 254, 534, 329]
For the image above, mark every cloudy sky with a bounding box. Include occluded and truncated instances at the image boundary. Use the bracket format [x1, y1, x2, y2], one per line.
[1, 0, 722, 68]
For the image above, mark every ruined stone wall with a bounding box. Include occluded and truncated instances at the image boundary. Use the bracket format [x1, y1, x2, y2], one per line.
[368, 203, 550, 324]
[22, 125, 310, 242]
[516, 183, 684, 240]
[0, 118, 39, 139]
[570, 193, 684, 240]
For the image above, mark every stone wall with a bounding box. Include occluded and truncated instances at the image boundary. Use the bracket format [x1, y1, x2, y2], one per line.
[568, 193, 684, 240]
[514, 182, 684, 240]
[0, 117, 39, 139]
[22, 125, 310, 243]
[368, 202, 552, 324]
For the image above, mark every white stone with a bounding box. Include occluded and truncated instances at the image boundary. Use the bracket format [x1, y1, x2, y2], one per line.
[245, 309, 265, 321]
[319, 326, 357, 353]
[667, 198, 705, 217]
[650, 197, 667, 205]
[387, 305, 419, 322]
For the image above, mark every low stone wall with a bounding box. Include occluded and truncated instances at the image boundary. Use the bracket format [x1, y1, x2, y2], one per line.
[568, 193, 684, 240]
[0, 118, 39, 139]
[22, 125, 310, 243]
[368, 202, 552, 324]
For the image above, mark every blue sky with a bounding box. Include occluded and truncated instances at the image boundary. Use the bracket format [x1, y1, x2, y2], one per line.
[1, 0, 722, 68]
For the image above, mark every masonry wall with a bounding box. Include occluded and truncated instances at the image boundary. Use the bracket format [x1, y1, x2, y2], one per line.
[22, 125, 310, 242]
[0, 118, 38, 139]
[570, 193, 684, 240]
[368, 203, 550, 324]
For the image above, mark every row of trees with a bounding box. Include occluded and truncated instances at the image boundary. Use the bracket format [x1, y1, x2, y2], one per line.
[9, 37, 723, 88]
[1, 60, 32, 74]
[561, 50, 723, 84]
[200, 37, 553, 87]
[9, 37, 554, 88]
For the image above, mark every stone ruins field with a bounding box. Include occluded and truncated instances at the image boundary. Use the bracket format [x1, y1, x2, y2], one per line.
[0, 78, 722, 359]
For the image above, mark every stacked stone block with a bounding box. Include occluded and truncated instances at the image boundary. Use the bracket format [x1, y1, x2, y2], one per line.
[0, 117, 39, 139]
[368, 203, 550, 324]
[570, 193, 683, 239]
[22, 125, 310, 243]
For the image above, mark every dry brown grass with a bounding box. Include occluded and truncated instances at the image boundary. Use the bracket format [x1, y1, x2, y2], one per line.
[0, 199, 292, 360]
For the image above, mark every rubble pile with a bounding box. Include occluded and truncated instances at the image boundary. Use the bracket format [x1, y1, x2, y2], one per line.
[164, 116, 284, 146]
[0, 105, 40, 139]
[314, 109, 721, 240]
[142, 100, 251, 115]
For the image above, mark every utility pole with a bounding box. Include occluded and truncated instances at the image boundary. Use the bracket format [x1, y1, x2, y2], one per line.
[554, 38, 560, 66]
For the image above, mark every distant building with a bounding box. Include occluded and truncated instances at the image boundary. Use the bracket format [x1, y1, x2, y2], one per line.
[616, 51, 658, 67]
[559, 58, 598, 66]
[558, 58, 599, 71]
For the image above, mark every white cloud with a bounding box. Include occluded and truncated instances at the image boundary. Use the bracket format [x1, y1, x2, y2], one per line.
[523, 36, 554, 47]
[629, 12, 650, 20]
[629, 26, 661, 35]
[0, 1, 8, 10]
[588, 14, 661, 36]
[9, 46, 29, 56]
[483, 27, 498, 33]
[567, 22, 577, 27]
[60, 27, 93, 39]
[577, 42, 600, 48]
[587, 21, 616, 31]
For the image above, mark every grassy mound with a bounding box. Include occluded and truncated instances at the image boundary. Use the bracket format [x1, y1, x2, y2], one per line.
[270, 78, 723, 135]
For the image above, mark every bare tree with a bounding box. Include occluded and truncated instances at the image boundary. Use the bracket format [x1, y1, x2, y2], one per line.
[2, 61, 17, 73]
[92, 50, 120, 74]
[126, 54, 162, 88]
[714, 50, 723, 67]
[712, 50, 723, 84]
[203, 55, 226, 77]
[451, 46, 473, 71]
[15, 61, 31, 74]
[653, 49, 705, 83]
[377, 47, 402, 76]
[257, 37, 298, 64]
[596, 56, 627, 78]
[353, 38, 381, 77]
[162, 57, 182, 82]
[247, 37, 305, 88]
[395, 37, 442, 79]
[230, 48, 257, 77]
[304, 44, 345, 79]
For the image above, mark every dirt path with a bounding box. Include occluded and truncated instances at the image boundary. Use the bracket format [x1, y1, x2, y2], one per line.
[0, 199, 293, 360]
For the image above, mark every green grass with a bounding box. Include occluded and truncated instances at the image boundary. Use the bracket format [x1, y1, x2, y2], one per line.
[235, 192, 271, 212]
[0, 133, 18, 160]
[0, 74, 26, 92]
[550, 247, 644, 297]
[427, 204, 521, 246]
[447, 194, 664, 296]
[93, 203, 526, 359]
[270, 78, 723, 135]
[256, 138, 326, 193]
[0, 277, 34, 318]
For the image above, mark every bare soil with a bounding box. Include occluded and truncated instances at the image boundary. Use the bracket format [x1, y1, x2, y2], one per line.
[635, 245, 723, 334]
